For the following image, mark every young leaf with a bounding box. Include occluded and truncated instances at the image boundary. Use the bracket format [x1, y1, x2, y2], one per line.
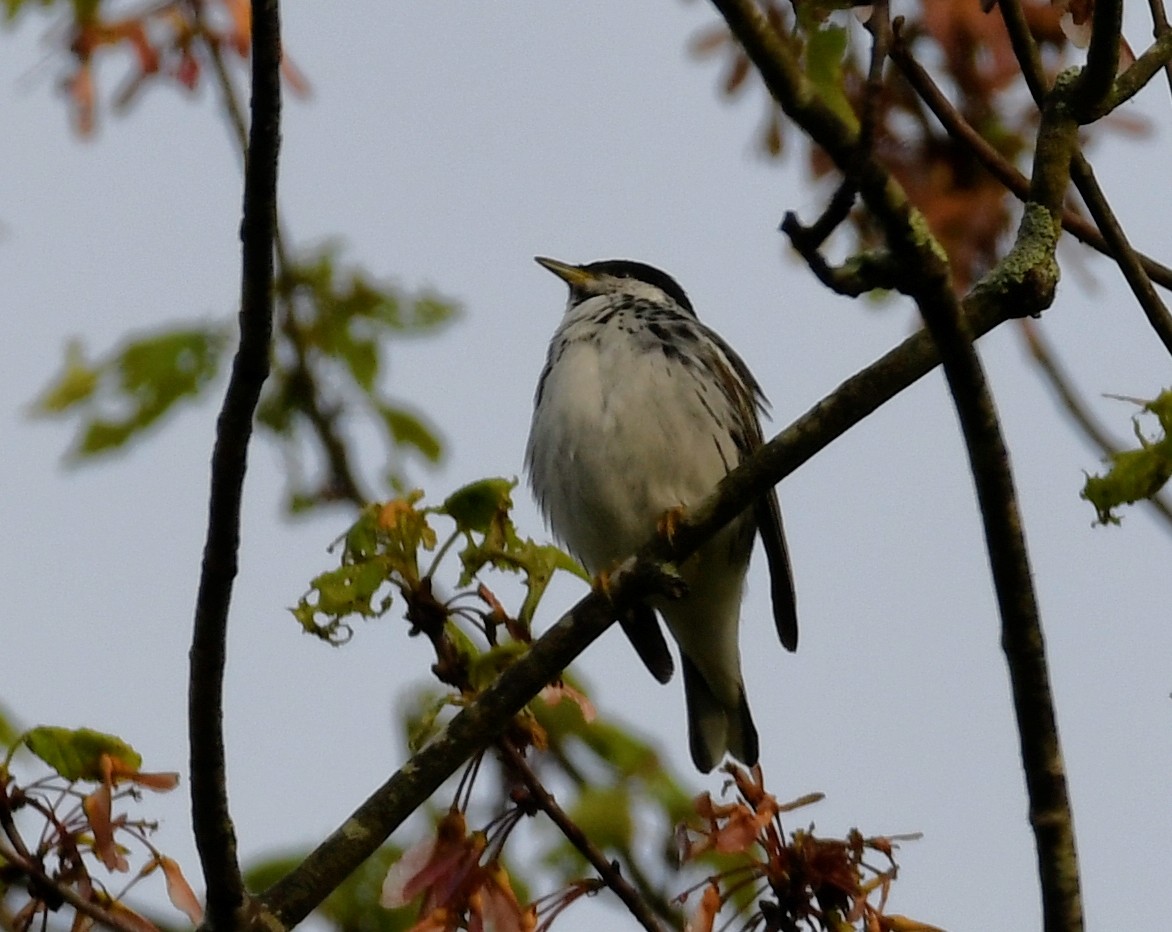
[1081, 390, 1172, 523]
[441, 478, 516, 534]
[21, 726, 142, 781]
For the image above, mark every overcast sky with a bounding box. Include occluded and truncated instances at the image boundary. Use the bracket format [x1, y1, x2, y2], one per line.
[3, 3, 1170, 930]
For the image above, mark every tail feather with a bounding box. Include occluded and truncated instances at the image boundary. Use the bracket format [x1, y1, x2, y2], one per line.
[682, 653, 759, 772]
[618, 603, 674, 684]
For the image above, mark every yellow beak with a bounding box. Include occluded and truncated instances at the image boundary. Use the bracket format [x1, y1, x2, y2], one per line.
[534, 256, 595, 290]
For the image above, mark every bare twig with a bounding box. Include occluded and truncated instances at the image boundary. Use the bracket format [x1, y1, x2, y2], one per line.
[1074, 0, 1123, 117]
[188, 1, 281, 928]
[498, 741, 664, 932]
[997, 0, 1049, 102]
[1096, 29, 1172, 114]
[1069, 155, 1172, 356]
[1148, 0, 1172, 100]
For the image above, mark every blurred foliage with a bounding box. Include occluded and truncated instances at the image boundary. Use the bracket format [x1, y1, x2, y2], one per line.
[32, 245, 460, 513]
[0, 701, 21, 751]
[0, 0, 307, 135]
[33, 325, 228, 458]
[264, 245, 459, 512]
[1082, 390, 1172, 524]
[246, 847, 417, 932]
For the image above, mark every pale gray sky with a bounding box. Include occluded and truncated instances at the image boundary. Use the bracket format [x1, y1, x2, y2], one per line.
[3, 3, 1169, 930]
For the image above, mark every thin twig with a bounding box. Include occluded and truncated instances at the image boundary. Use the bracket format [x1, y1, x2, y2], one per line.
[498, 741, 664, 932]
[188, 1, 281, 928]
[1074, 0, 1123, 116]
[1148, 0, 1172, 100]
[858, 0, 892, 156]
[1019, 320, 1172, 528]
[1069, 154, 1172, 356]
[997, 0, 1049, 102]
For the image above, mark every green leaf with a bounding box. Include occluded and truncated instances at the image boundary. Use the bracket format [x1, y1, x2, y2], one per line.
[379, 404, 443, 463]
[0, 702, 21, 753]
[31, 340, 98, 412]
[342, 337, 379, 391]
[407, 294, 460, 331]
[804, 24, 858, 133]
[441, 477, 516, 533]
[22, 726, 141, 781]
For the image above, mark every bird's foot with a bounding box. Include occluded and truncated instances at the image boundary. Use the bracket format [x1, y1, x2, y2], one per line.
[656, 504, 688, 545]
[590, 566, 616, 600]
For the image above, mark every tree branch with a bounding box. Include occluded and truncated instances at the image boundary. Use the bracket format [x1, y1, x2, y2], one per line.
[188, 1, 281, 928]
[0, 838, 145, 932]
[707, 3, 1082, 930]
[1147, 0, 1172, 103]
[889, 24, 1172, 293]
[1096, 27, 1172, 113]
[1073, 0, 1123, 118]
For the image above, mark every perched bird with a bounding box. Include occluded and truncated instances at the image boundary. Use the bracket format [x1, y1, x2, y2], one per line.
[525, 257, 798, 772]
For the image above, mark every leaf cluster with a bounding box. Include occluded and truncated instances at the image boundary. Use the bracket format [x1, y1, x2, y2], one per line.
[0, 725, 198, 932]
[291, 478, 582, 654]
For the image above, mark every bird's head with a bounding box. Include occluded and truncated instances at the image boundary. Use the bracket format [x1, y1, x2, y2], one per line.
[534, 256, 695, 316]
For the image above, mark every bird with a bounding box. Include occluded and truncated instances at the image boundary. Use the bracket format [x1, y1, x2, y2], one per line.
[525, 256, 798, 772]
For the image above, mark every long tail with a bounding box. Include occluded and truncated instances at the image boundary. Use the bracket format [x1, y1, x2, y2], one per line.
[681, 653, 759, 772]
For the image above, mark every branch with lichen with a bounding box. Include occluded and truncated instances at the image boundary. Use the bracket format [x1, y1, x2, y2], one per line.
[707, 3, 1081, 930]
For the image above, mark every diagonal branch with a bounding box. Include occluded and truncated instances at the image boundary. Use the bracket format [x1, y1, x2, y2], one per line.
[253, 262, 1027, 931]
[1147, 0, 1172, 102]
[1069, 154, 1172, 356]
[0, 837, 144, 932]
[188, 1, 281, 928]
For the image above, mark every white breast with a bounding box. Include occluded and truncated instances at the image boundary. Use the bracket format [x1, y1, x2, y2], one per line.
[526, 303, 740, 572]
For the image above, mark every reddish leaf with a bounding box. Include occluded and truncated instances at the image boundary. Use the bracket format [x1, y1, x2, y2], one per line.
[159, 856, 204, 924]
